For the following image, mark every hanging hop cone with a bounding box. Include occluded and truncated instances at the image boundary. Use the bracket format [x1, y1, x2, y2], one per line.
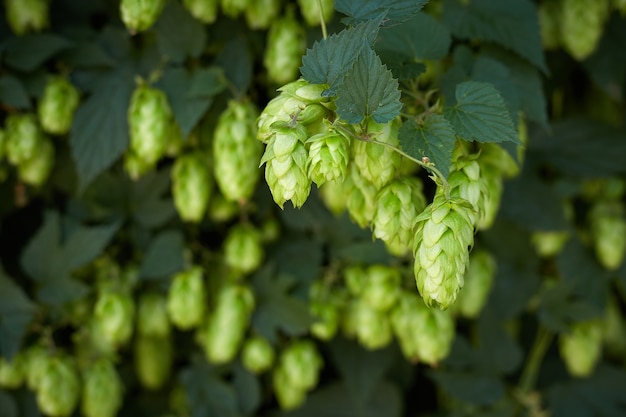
[559, 0, 610, 61]
[36, 355, 81, 417]
[0, 352, 26, 389]
[261, 121, 312, 209]
[344, 163, 379, 228]
[171, 151, 212, 223]
[38, 76, 80, 135]
[264, 12, 306, 85]
[242, 336, 275, 374]
[182, 0, 219, 23]
[559, 318, 603, 377]
[93, 291, 135, 348]
[120, 0, 166, 33]
[245, 0, 281, 29]
[448, 152, 490, 228]
[5, 0, 49, 35]
[137, 292, 171, 337]
[5, 113, 45, 166]
[455, 249, 497, 318]
[413, 194, 476, 309]
[18, 135, 55, 187]
[81, 358, 124, 417]
[276, 340, 323, 392]
[589, 199, 626, 270]
[297, 0, 334, 26]
[344, 299, 393, 350]
[134, 334, 172, 390]
[166, 266, 206, 330]
[307, 128, 351, 186]
[213, 99, 263, 203]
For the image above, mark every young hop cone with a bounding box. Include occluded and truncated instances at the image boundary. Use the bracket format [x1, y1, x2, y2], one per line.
[5, 0, 49, 35]
[36, 355, 81, 417]
[137, 292, 171, 337]
[120, 0, 166, 33]
[344, 163, 379, 228]
[264, 12, 306, 85]
[38, 76, 80, 135]
[182, 0, 219, 23]
[18, 135, 55, 187]
[559, 0, 610, 61]
[134, 334, 172, 390]
[221, 0, 249, 17]
[448, 154, 490, 228]
[245, 0, 281, 29]
[589, 200, 626, 270]
[359, 265, 402, 312]
[213, 99, 263, 203]
[223, 223, 264, 275]
[413, 194, 476, 309]
[261, 121, 312, 209]
[372, 177, 427, 256]
[171, 151, 212, 222]
[5, 113, 45, 166]
[166, 267, 206, 330]
[24, 345, 50, 391]
[297, 0, 334, 26]
[307, 129, 351, 186]
[81, 358, 124, 417]
[242, 336, 275, 374]
[345, 299, 393, 350]
[0, 352, 26, 389]
[93, 291, 135, 348]
[559, 319, 603, 377]
[456, 249, 497, 318]
[273, 366, 307, 410]
[277, 340, 323, 391]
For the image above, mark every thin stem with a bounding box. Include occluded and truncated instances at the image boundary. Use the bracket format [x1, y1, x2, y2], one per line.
[317, 0, 328, 40]
[518, 325, 554, 395]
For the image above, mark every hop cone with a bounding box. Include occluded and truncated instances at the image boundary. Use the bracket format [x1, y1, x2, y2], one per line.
[120, 0, 166, 33]
[94, 291, 135, 347]
[273, 366, 306, 410]
[360, 265, 402, 312]
[0, 352, 26, 389]
[213, 99, 262, 202]
[309, 280, 347, 341]
[171, 151, 212, 222]
[318, 179, 348, 215]
[413, 194, 476, 309]
[589, 200, 626, 270]
[134, 335, 172, 390]
[242, 336, 275, 374]
[264, 13, 306, 85]
[559, 0, 609, 61]
[182, 0, 219, 23]
[221, 0, 249, 17]
[344, 163, 378, 228]
[137, 292, 171, 337]
[390, 290, 455, 364]
[448, 154, 490, 228]
[538, 1, 561, 50]
[5, 113, 45, 166]
[297, 0, 334, 26]
[24, 345, 50, 391]
[531, 230, 570, 258]
[127, 84, 172, 174]
[202, 284, 255, 364]
[37, 76, 80, 135]
[245, 0, 281, 29]
[261, 121, 311, 208]
[5, 0, 48, 35]
[602, 295, 626, 358]
[81, 359, 123, 417]
[559, 319, 603, 377]
[278, 340, 323, 391]
[18, 135, 55, 187]
[223, 223, 264, 274]
[307, 130, 350, 186]
[346, 300, 393, 350]
[372, 177, 427, 256]
[351, 117, 402, 190]
[166, 267, 206, 330]
[456, 249, 496, 318]
[37, 355, 81, 417]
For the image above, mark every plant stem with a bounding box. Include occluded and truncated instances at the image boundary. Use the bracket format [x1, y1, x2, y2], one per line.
[518, 325, 554, 395]
[317, 0, 328, 40]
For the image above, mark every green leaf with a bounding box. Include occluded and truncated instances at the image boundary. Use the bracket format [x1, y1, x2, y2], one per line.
[130, 169, 177, 229]
[398, 115, 456, 179]
[335, 46, 401, 124]
[0, 391, 18, 417]
[70, 69, 134, 192]
[335, 0, 427, 26]
[154, 0, 206, 64]
[538, 283, 600, 332]
[301, 18, 383, 96]
[3, 34, 72, 72]
[139, 230, 185, 281]
[214, 37, 253, 97]
[428, 370, 505, 406]
[57, 41, 116, 68]
[443, 81, 519, 144]
[233, 364, 261, 416]
[272, 238, 323, 290]
[0, 75, 31, 109]
[187, 67, 228, 98]
[157, 67, 214, 137]
[442, 0, 546, 73]
[0, 268, 37, 359]
[584, 16, 626, 101]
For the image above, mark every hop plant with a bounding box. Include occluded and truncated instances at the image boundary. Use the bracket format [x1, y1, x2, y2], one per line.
[318, 179, 348, 215]
[36, 355, 81, 417]
[559, 319, 603, 377]
[202, 284, 255, 364]
[297, 0, 334, 26]
[559, 0, 610, 61]
[137, 292, 171, 337]
[413, 194, 476, 309]
[0, 352, 26, 389]
[120, 0, 166, 33]
[223, 223, 264, 275]
[456, 249, 496, 318]
[171, 151, 212, 222]
[589, 200, 626, 270]
[242, 336, 275, 374]
[182, 0, 219, 23]
[127, 84, 172, 176]
[38, 76, 80, 135]
[134, 335, 172, 390]
[18, 135, 55, 187]
[261, 121, 312, 208]
[264, 12, 307, 85]
[4, 0, 49, 35]
[213, 99, 263, 203]
[94, 291, 135, 348]
[307, 129, 351, 186]
[81, 359, 124, 417]
[372, 177, 427, 256]
[166, 267, 206, 330]
[245, 0, 281, 29]
[5, 113, 45, 166]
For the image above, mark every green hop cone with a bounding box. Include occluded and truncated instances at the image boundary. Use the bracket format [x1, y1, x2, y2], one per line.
[221, 0, 249, 17]
[202, 284, 255, 364]
[5, 113, 45, 166]
[372, 177, 427, 256]
[559, 0, 610, 61]
[351, 117, 402, 190]
[318, 179, 348, 215]
[127, 84, 172, 175]
[297, 0, 334, 26]
[589, 200, 626, 270]
[347, 300, 393, 350]
[5, 0, 49, 35]
[137, 292, 171, 337]
[360, 265, 401, 312]
[602, 295, 626, 359]
[223, 223, 264, 275]
[37, 76, 80, 135]
[615, 0, 626, 14]
[263, 12, 307, 85]
[120, 0, 166, 33]
[538, 1, 561, 50]
[18, 135, 55, 187]
[344, 163, 379, 228]
[456, 249, 496, 318]
[390, 290, 455, 365]
[171, 151, 212, 222]
[182, 0, 219, 23]
[559, 319, 603, 377]
[37, 355, 81, 417]
[307, 130, 351, 186]
[24, 345, 50, 391]
[245, 0, 281, 29]
[213, 99, 263, 202]
[309, 280, 346, 341]
[134, 335, 172, 390]
[93, 291, 135, 348]
[81, 358, 123, 417]
[278, 340, 323, 391]
[0, 352, 26, 389]
[531, 230, 571, 258]
[448, 154, 490, 228]
[261, 121, 312, 209]
[273, 366, 307, 411]
[166, 267, 206, 330]
[242, 336, 275, 374]
[413, 194, 476, 309]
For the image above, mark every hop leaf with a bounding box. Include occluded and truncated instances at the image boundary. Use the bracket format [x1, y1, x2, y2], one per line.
[38, 76, 80, 135]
